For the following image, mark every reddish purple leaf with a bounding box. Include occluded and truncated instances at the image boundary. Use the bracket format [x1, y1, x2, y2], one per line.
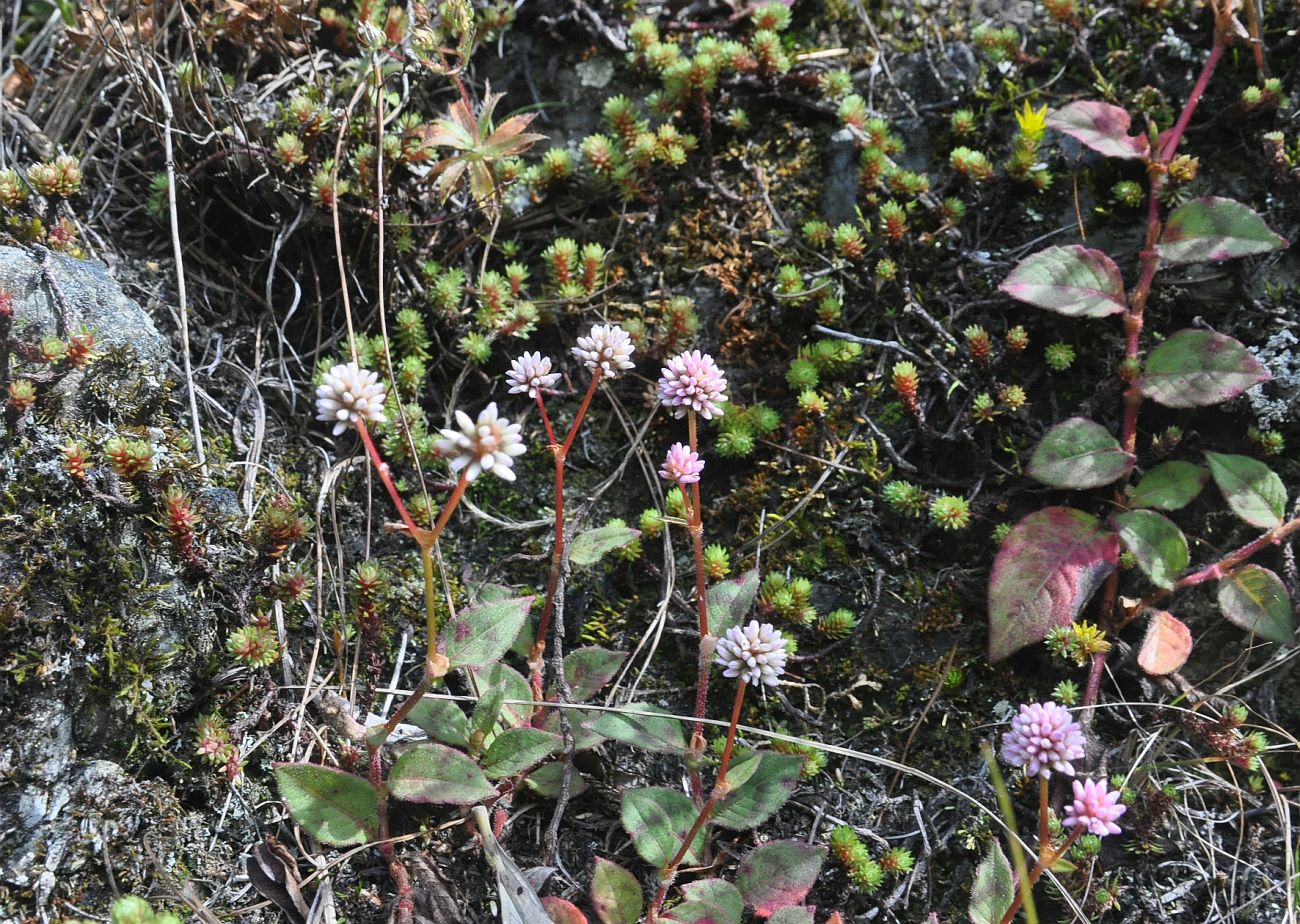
[1139, 330, 1270, 408]
[1156, 197, 1288, 265]
[999, 246, 1127, 318]
[988, 507, 1120, 662]
[1137, 610, 1193, 676]
[736, 842, 826, 917]
[542, 897, 589, 924]
[1046, 101, 1149, 159]
[1027, 417, 1133, 489]
[564, 647, 627, 701]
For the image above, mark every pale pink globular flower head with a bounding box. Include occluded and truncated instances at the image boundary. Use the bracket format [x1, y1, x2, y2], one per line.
[715, 620, 788, 687]
[657, 350, 728, 420]
[1000, 701, 1086, 779]
[659, 442, 704, 485]
[572, 323, 636, 377]
[506, 352, 561, 399]
[1064, 778, 1127, 837]
[316, 361, 388, 436]
[435, 402, 526, 482]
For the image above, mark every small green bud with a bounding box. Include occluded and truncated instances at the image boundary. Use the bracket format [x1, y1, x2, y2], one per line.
[796, 388, 828, 415]
[746, 404, 781, 435]
[639, 508, 664, 539]
[817, 608, 857, 639]
[929, 494, 971, 530]
[717, 427, 755, 458]
[702, 544, 730, 579]
[111, 896, 155, 924]
[1045, 341, 1075, 371]
[786, 357, 819, 390]
[881, 479, 927, 517]
[1052, 679, 1081, 706]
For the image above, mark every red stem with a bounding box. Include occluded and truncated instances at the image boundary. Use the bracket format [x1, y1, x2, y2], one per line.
[357, 420, 422, 539]
[1088, 22, 1230, 709]
[530, 372, 603, 716]
[996, 826, 1085, 924]
[1174, 515, 1300, 589]
[684, 411, 714, 800]
[647, 680, 747, 923]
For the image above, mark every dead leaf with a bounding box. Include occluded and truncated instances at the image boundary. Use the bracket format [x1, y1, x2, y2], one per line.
[247, 838, 310, 924]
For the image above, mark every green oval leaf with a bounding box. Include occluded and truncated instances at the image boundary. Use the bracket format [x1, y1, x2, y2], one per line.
[1137, 610, 1193, 676]
[706, 568, 761, 636]
[969, 840, 1014, 924]
[998, 245, 1127, 317]
[564, 646, 628, 701]
[524, 761, 588, 799]
[1129, 461, 1209, 511]
[1205, 452, 1286, 528]
[442, 595, 535, 669]
[988, 507, 1120, 662]
[273, 763, 380, 847]
[713, 751, 803, 831]
[481, 728, 560, 779]
[387, 742, 495, 804]
[679, 880, 744, 923]
[1045, 101, 1149, 159]
[1139, 330, 1270, 408]
[1156, 197, 1288, 265]
[1110, 510, 1189, 590]
[620, 787, 706, 868]
[768, 908, 815, 924]
[470, 683, 506, 739]
[1027, 417, 1133, 489]
[1218, 565, 1294, 643]
[470, 662, 533, 728]
[663, 902, 737, 924]
[407, 697, 471, 748]
[587, 703, 685, 753]
[736, 841, 826, 916]
[591, 858, 643, 924]
[570, 525, 641, 566]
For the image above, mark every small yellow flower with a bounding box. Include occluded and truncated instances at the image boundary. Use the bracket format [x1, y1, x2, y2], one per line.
[1016, 101, 1049, 144]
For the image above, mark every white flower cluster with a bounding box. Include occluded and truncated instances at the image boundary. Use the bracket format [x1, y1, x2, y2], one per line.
[315, 362, 388, 436]
[715, 620, 788, 687]
[435, 402, 526, 482]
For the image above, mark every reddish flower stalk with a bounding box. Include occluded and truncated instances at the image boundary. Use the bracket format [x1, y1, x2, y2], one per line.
[685, 410, 713, 774]
[530, 370, 603, 713]
[646, 679, 748, 924]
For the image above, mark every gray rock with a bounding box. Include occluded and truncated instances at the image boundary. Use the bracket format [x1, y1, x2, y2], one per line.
[822, 128, 861, 226]
[0, 245, 169, 415]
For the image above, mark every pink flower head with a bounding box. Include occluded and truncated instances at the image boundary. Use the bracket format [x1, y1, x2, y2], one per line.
[716, 620, 788, 686]
[1064, 778, 1126, 837]
[572, 323, 635, 377]
[657, 350, 728, 420]
[506, 352, 561, 399]
[1001, 701, 1086, 779]
[659, 442, 704, 484]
